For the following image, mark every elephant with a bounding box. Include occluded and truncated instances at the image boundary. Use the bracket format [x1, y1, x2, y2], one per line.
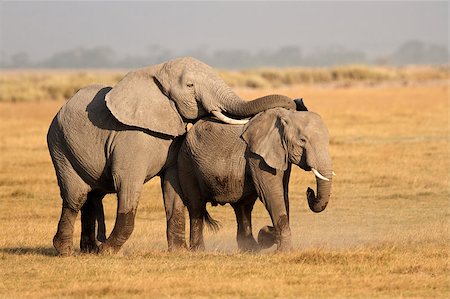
[47, 57, 297, 256]
[167, 105, 333, 252]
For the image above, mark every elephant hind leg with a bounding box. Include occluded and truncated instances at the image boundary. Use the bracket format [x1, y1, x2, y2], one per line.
[161, 167, 187, 251]
[182, 180, 206, 251]
[186, 192, 206, 251]
[189, 216, 205, 251]
[53, 185, 90, 256]
[80, 190, 106, 254]
[232, 195, 259, 252]
[53, 207, 78, 256]
[51, 155, 91, 256]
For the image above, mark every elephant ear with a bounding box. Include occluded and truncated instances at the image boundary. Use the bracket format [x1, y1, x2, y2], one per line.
[105, 68, 186, 137]
[241, 109, 289, 171]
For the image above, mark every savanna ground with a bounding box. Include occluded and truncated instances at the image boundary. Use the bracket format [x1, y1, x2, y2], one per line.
[0, 68, 448, 298]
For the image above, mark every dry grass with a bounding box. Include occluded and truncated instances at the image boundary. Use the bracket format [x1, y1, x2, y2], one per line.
[0, 70, 124, 102]
[0, 77, 449, 298]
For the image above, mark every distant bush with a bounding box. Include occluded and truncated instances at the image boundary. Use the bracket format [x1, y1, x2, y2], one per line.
[0, 66, 448, 102]
[220, 65, 448, 88]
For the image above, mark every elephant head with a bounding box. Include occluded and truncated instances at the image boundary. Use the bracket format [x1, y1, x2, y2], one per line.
[105, 57, 295, 136]
[242, 108, 333, 213]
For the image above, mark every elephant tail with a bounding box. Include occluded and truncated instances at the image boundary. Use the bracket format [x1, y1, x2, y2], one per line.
[203, 208, 221, 233]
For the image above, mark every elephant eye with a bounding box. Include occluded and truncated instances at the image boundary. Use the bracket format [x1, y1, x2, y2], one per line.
[300, 138, 307, 143]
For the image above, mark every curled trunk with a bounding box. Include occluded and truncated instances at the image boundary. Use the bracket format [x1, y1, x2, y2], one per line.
[307, 169, 332, 213]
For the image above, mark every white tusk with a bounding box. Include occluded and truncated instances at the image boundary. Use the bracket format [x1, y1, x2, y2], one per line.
[332, 171, 336, 176]
[211, 110, 249, 125]
[311, 168, 330, 181]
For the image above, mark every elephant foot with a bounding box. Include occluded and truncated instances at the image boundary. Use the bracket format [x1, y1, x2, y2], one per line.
[257, 226, 277, 249]
[53, 234, 73, 256]
[80, 235, 101, 254]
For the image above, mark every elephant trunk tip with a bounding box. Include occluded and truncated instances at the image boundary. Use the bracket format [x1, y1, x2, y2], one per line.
[306, 187, 329, 213]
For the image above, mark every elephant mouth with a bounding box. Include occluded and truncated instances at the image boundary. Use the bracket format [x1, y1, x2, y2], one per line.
[298, 154, 311, 171]
[298, 154, 332, 181]
[300, 164, 311, 171]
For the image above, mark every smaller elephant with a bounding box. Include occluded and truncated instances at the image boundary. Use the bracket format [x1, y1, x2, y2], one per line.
[172, 104, 333, 251]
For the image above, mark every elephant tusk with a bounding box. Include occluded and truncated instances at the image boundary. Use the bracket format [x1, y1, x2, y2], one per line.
[311, 168, 330, 181]
[211, 110, 249, 125]
[332, 171, 336, 176]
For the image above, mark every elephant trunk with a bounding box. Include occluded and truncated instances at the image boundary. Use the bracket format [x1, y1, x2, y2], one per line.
[307, 168, 332, 213]
[210, 82, 296, 118]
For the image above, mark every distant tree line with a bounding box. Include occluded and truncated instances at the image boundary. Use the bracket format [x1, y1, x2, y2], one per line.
[1, 40, 448, 69]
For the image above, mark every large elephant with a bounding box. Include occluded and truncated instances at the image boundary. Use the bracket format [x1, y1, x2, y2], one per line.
[169, 107, 333, 251]
[47, 57, 296, 255]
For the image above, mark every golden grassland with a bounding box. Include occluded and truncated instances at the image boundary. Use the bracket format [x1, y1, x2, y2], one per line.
[0, 73, 449, 297]
[0, 65, 448, 102]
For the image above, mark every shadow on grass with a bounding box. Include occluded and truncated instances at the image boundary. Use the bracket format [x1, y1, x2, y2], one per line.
[0, 246, 57, 256]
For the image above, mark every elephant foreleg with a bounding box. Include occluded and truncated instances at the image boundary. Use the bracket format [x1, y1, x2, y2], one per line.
[259, 203, 291, 251]
[99, 183, 141, 254]
[249, 156, 292, 252]
[161, 167, 187, 251]
[283, 164, 292, 220]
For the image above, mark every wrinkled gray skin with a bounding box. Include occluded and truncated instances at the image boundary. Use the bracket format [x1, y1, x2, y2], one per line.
[47, 57, 296, 256]
[169, 108, 333, 252]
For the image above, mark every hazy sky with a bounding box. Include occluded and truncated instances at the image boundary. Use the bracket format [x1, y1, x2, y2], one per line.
[1, 1, 448, 60]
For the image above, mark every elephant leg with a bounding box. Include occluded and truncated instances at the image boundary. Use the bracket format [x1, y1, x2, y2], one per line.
[187, 197, 206, 251]
[161, 167, 187, 251]
[80, 190, 106, 254]
[259, 203, 291, 252]
[232, 196, 259, 252]
[249, 157, 292, 252]
[51, 156, 91, 256]
[99, 182, 141, 254]
[262, 201, 291, 252]
[96, 197, 107, 243]
[53, 187, 88, 257]
[189, 214, 205, 251]
[177, 150, 205, 251]
[283, 164, 292, 220]
[53, 207, 78, 256]
[257, 166, 292, 250]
